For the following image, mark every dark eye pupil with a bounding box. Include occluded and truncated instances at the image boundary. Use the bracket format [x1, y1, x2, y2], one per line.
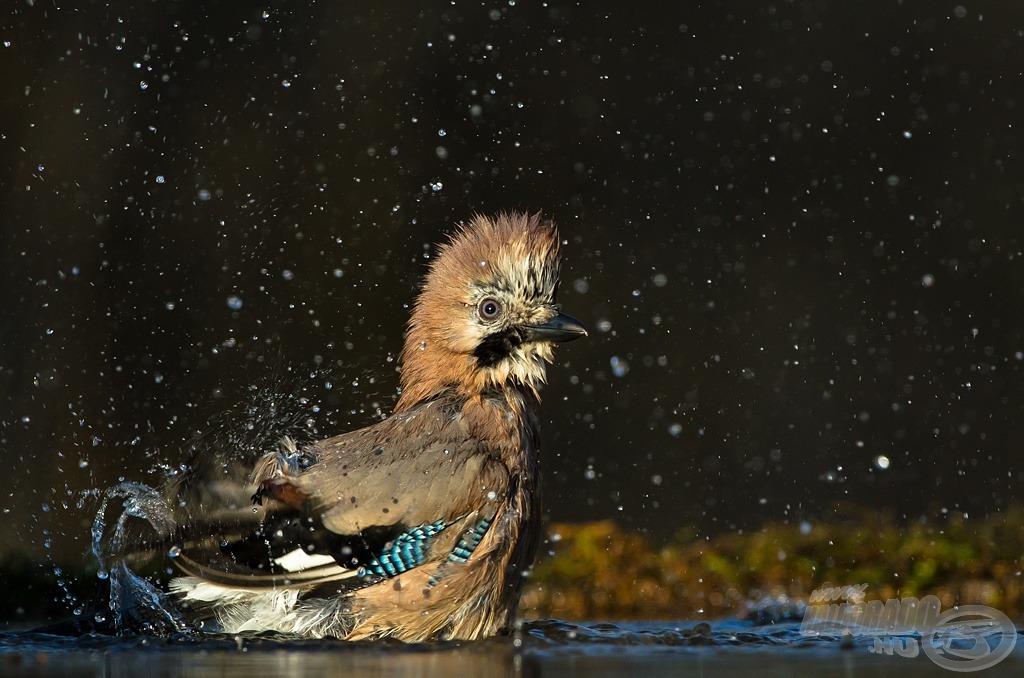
[480, 299, 500, 319]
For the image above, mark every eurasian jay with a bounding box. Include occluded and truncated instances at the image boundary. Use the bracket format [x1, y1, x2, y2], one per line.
[167, 212, 586, 641]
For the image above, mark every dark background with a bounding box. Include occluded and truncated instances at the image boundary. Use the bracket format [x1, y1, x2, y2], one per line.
[1, 1, 1022, 576]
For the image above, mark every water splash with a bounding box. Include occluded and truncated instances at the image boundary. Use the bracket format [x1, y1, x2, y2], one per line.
[79, 362, 364, 637]
[107, 561, 193, 636]
[90, 482, 193, 635]
[91, 482, 175, 571]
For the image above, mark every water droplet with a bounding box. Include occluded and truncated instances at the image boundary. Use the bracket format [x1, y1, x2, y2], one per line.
[610, 356, 629, 378]
[226, 295, 243, 310]
[874, 455, 891, 470]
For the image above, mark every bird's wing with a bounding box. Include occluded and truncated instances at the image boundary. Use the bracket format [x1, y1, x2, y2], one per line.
[291, 400, 508, 534]
[174, 398, 508, 590]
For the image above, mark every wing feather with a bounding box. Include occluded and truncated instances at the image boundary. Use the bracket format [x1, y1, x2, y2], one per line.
[174, 397, 508, 591]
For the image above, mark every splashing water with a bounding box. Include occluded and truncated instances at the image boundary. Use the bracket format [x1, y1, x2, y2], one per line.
[90, 482, 193, 635]
[91, 483, 175, 566]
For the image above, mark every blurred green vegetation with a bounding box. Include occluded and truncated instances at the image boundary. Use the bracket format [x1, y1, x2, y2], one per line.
[521, 504, 1024, 621]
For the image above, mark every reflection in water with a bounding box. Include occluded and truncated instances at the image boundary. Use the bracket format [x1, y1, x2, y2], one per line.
[2, 620, 1021, 677]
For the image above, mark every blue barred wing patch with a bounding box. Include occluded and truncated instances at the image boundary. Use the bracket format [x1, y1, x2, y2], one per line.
[447, 517, 492, 564]
[365, 519, 451, 577]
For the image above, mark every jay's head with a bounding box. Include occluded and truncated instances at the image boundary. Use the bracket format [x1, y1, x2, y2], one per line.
[397, 212, 586, 408]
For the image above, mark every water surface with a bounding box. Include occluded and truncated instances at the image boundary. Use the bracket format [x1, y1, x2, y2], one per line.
[3, 619, 1020, 677]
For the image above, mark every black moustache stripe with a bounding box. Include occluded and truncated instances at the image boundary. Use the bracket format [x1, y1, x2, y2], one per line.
[472, 328, 524, 368]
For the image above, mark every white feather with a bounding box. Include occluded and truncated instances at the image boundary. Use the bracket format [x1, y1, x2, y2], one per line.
[273, 548, 338, 572]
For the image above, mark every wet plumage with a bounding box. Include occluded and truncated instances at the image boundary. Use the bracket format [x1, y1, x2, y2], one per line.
[168, 212, 586, 641]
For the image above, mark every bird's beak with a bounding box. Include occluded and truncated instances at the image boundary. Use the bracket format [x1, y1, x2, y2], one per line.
[522, 312, 588, 343]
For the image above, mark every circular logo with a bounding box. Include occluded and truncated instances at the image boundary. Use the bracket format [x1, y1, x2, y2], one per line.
[921, 605, 1017, 672]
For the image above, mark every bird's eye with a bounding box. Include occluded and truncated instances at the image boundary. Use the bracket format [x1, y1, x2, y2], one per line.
[477, 297, 502, 320]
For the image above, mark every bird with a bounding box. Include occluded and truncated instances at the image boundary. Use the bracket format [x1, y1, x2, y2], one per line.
[165, 212, 587, 641]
